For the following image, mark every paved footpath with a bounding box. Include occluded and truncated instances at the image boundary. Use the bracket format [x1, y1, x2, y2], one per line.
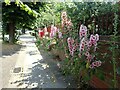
[1, 32, 77, 89]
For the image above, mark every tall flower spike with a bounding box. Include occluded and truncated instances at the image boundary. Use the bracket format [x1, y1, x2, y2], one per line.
[79, 38, 85, 53]
[61, 11, 67, 19]
[50, 25, 58, 38]
[79, 25, 87, 39]
[67, 37, 77, 56]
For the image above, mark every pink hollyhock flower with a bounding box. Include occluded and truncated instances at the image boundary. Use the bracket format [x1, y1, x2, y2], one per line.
[79, 38, 85, 52]
[89, 34, 99, 45]
[95, 61, 102, 67]
[92, 60, 102, 67]
[61, 11, 73, 29]
[67, 37, 71, 43]
[90, 35, 96, 44]
[72, 44, 77, 53]
[66, 19, 72, 27]
[61, 11, 67, 23]
[61, 11, 67, 18]
[67, 37, 77, 56]
[85, 52, 93, 61]
[89, 64, 94, 69]
[67, 37, 73, 51]
[87, 41, 92, 47]
[79, 25, 87, 39]
[50, 25, 58, 38]
[58, 31, 63, 38]
[86, 54, 92, 61]
[85, 51, 90, 57]
[50, 25, 54, 38]
[95, 34, 99, 41]
[92, 62, 96, 67]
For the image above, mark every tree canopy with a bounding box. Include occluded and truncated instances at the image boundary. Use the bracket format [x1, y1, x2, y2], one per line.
[2, 0, 45, 43]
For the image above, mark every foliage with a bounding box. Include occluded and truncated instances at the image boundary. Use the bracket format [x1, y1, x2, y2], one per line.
[2, 1, 43, 30]
[23, 2, 120, 88]
[35, 2, 66, 28]
[2, 1, 46, 43]
[65, 2, 120, 35]
[37, 2, 120, 88]
[58, 11, 102, 87]
[109, 11, 119, 88]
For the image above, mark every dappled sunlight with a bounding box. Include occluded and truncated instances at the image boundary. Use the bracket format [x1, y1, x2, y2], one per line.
[4, 30, 78, 88]
[2, 1, 120, 88]
[27, 82, 38, 88]
[40, 63, 49, 70]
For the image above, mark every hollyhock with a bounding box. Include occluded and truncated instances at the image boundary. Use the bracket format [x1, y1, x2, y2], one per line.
[50, 31, 53, 38]
[50, 25, 54, 38]
[95, 34, 99, 41]
[66, 19, 72, 27]
[39, 31, 44, 38]
[67, 39, 73, 56]
[58, 31, 63, 38]
[89, 64, 95, 69]
[87, 54, 93, 62]
[78, 24, 101, 69]
[72, 44, 77, 54]
[79, 25, 87, 39]
[79, 38, 85, 52]
[91, 60, 102, 67]
[61, 11, 67, 18]
[96, 61, 102, 67]
[61, 11, 73, 29]
[61, 12, 67, 25]
[88, 41, 92, 47]
[67, 37, 77, 56]
[89, 34, 99, 46]
[50, 25, 58, 38]
[85, 52, 92, 61]
[90, 35, 96, 44]
[85, 51, 90, 57]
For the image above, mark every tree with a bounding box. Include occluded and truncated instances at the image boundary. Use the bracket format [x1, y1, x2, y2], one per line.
[2, 1, 44, 43]
[35, 2, 66, 28]
[65, 2, 120, 35]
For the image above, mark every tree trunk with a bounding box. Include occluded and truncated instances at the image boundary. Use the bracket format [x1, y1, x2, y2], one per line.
[2, 30, 5, 41]
[8, 21, 15, 44]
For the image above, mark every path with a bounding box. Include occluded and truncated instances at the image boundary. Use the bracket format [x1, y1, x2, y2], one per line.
[1, 39, 23, 89]
[1, 32, 77, 89]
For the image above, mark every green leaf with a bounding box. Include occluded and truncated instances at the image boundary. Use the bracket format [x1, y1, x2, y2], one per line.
[4, 0, 11, 5]
[97, 72, 105, 80]
[83, 74, 90, 81]
[15, 0, 20, 6]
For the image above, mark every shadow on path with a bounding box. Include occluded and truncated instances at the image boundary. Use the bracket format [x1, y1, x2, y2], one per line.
[9, 46, 77, 89]
[1, 43, 26, 57]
